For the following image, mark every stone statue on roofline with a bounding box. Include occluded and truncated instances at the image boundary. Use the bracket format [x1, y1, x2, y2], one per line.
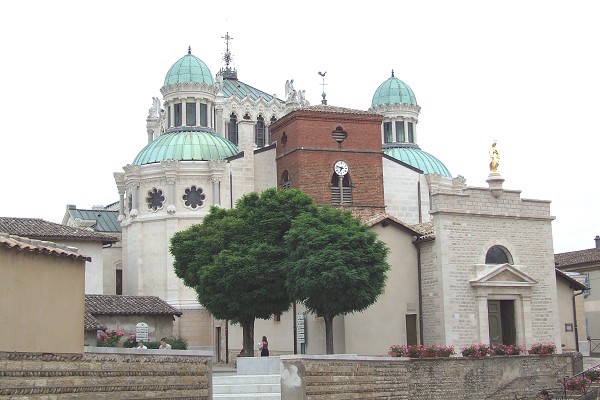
[285, 79, 297, 103]
[298, 90, 310, 107]
[148, 97, 161, 118]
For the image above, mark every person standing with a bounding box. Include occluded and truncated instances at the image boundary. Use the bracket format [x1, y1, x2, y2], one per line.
[136, 340, 147, 349]
[159, 337, 172, 350]
[259, 336, 269, 357]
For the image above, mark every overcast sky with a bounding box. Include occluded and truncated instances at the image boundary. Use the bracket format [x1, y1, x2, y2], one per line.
[1, 1, 598, 253]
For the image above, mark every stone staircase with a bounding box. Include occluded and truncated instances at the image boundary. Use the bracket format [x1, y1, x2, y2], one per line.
[212, 356, 281, 400]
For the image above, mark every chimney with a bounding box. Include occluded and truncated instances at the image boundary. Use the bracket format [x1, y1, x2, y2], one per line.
[595, 235, 600, 249]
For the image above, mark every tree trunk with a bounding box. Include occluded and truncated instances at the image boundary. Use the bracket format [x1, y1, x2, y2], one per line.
[324, 314, 334, 354]
[241, 318, 255, 357]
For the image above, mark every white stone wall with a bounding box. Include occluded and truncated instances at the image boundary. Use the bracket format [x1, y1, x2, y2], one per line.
[102, 243, 122, 295]
[54, 239, 105, 295]
[253, 148, 277, 193]
[382, 158, 430, 224]
[420, 239, 447, 345]
[424, 185, 560, 350]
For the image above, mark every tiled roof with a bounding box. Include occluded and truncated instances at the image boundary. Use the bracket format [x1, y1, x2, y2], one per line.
[0, 217, 118, 243]
[365, 214, 428, 237]
[85, 295, 182, 316]
[555, 248, 600, 268]
[0, 233, 91, 262]
[410, 222, 434, 236]
[555, 269, 589, 291]
[85, 311, 106, 331]
[301, 104, 378, 115]
[66, 208, 121, 233]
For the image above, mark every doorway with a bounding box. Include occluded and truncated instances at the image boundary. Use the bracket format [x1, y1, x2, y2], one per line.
[406, 314, 418, 346]
[488, 300, 516, 345]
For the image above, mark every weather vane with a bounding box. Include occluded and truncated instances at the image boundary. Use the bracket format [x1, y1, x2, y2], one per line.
[318, 71, 327, 105]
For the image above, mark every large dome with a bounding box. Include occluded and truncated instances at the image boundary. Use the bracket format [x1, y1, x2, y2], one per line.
[133, 129, 238, 165]
[384, 145, 451, 177]
[372, 73, 417, 107]
[164, 50, 214, 86]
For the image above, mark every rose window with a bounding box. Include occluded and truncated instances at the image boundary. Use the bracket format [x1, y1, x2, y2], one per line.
[182, 186, 206, 209]
[146, 188, 165, 211]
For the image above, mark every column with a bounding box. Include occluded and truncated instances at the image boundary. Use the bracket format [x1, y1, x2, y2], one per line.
[166, 176, 176, 214]
[113, 172, 126, 221]
[404, 120, 408, 143]
[130, 183, 140, 218]
[477, 295, 490, 344]
[391, 118, 396, 142]
[212, 179, 221, 206]
[413, 119, 417, 143]
[215, 107, 223, 135]
[196, 100, 201, 127]
[169, 104, 174, 128]
[181, 100, 187, 127]
[522, 296, 533, 351]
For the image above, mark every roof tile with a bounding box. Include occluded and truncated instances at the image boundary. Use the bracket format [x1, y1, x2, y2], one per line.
[555, 248, 600, 267]
[85, 295, 182, 316]
[0, 233, 91, 262]
[0, 217, 118, 243]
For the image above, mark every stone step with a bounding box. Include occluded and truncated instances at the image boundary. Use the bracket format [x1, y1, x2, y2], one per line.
[0, 382, 207, 397]
[0, 374, 202, 389]
[2, 388, 209, 399]
[212, 394, 281, 400]
[213, 374, 280, 385]
[213, 382, 281, 394]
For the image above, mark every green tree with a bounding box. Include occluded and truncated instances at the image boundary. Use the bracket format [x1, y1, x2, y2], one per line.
[284, 206, 390, 354]
[170, 188, 315, 356]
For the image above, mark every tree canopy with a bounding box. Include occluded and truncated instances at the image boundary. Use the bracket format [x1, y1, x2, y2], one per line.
[169, 188, 315, 355]
[284, 206, 390, 354]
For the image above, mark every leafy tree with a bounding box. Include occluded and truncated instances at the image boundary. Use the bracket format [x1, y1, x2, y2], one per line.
[284, 206, 390, 354]
[170, 188, 315, 356]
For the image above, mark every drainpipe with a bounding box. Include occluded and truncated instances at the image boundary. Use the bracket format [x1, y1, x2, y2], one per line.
[225, 320, 229, 364]
[573, 290, 584, 353]
[293, 302, 297, 354]
[417, 244, 424, 345]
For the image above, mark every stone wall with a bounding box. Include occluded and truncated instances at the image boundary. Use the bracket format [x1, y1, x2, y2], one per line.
[280, 354, 582, 400]
[0, 349, 212, 399]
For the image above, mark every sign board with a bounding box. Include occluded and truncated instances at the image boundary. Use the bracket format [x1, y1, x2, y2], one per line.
[136, 322, 149, 342]
[296, 314, 305, 344]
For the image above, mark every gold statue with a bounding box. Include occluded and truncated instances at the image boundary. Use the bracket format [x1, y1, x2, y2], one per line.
[489, 140, 500, 173]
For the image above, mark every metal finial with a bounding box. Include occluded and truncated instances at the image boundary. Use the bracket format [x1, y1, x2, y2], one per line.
[318, 71, 327, 105]
[221, 32, 234, 69]
[391, 69, 394, 77]
[188, 46, 191, 55]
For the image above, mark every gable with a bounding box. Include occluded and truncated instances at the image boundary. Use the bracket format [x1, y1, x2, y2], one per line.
[470, 263, 537, 288]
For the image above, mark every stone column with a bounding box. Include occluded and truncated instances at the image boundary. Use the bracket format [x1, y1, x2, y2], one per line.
[476, 295, 490, 344]
[161, 160, 179, 215]
[130, 183, 140, 218]
[391, 118, 396, 141]
[215, 107, 224, 135]
[212, 179, 221, 206]
[113, 172, 126, 222]
[522, 295, 533, 351]
[196, 100, 201, 127]
[169, 103, 174, 128]
[182, 101, 187, 126]
[404, 120, 408, 143]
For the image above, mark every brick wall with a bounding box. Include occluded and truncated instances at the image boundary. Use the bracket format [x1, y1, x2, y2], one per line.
[281, 354, 581, 400]
[0, 350, 211, 399]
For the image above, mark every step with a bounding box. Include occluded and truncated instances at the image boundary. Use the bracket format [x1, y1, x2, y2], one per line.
[213, 382, 281, 394]
[213, 374, 280, 385]
[212, 394, 281, 400]
[3, 388, 209, 399]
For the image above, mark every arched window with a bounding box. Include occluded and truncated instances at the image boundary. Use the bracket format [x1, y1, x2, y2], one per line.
[281, 170, 291, 189]
[255, 115, 265, 147]
[331, 173, 351, 205]
[485, 245, 513, 264]
[227, 113, 238, 145]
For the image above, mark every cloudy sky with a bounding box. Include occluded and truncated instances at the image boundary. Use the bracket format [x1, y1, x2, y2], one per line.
[1, 1, 598, 253]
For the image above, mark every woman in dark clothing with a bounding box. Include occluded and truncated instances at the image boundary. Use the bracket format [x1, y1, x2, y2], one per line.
[259, 336, 269, 356]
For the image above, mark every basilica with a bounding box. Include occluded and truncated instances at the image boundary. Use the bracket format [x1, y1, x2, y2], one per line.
[63, 40, 569, 359]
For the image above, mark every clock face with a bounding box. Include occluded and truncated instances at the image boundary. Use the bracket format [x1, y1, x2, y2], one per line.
[334, 160, 349, 176]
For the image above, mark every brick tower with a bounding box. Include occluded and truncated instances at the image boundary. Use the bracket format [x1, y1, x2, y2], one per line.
[270, 105, 385, 220]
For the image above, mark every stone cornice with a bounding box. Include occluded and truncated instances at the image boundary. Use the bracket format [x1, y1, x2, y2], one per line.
[160, 82, 218, 97]
[369, 103, 421, 114]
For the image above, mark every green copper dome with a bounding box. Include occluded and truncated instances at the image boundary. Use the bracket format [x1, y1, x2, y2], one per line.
[384, 146, 451, 177]
[372, 72, 417, 107]
[133, 129, 238, 165]
[164, 50, 214, 86]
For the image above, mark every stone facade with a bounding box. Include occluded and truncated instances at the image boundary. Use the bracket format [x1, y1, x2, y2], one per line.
[280, 354, 581, 400]
[0, 350, 211, 399]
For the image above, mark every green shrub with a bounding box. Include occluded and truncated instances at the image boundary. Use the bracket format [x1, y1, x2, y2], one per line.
[168, 337, 188, 350]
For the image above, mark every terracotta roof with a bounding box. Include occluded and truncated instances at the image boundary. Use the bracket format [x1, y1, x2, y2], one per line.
[365, 214, 428, 237]
[0, 217, 118, 243]
[0, 233, 91, 262]
[410, 222, 434, 236]
[85, 311, 106, 331]
[85, 295, 182, 316]
[555, 248, 600, 268]
[301, 104, 378, 115]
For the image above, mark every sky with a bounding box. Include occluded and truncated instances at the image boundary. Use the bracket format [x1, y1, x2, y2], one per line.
[0, 1, 598, 253]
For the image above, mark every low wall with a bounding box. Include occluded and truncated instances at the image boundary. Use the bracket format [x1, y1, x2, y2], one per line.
[280, 353, 582, 400]
[0, 349, 212, 399]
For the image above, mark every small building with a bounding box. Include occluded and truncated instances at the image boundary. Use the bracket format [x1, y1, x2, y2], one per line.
[0, 217, 118, 294]
[556, 236, 600, 343]
[555, 269, 588, 352]
[0, 233, 88, 353]
[85, 294, 182, 344]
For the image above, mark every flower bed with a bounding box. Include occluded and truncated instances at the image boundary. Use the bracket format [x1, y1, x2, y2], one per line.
[97, 329, 124, 347]
[389, 344, 454, 358]
[461, 343, 523, 357]
[528, 342, 556, 355]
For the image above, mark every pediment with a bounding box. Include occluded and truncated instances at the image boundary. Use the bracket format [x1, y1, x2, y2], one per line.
[470, 264, 537, 288]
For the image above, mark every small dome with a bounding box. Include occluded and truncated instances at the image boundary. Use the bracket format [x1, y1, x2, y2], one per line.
[372, 72, 417, 107]
[385, 145, 451, 177]
[164, 50, 214, 86]
[133, 129, 238, 165]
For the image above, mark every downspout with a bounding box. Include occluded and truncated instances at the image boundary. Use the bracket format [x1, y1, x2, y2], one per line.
[417, 243, 424, 345]
[573, 290, 584, 353]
